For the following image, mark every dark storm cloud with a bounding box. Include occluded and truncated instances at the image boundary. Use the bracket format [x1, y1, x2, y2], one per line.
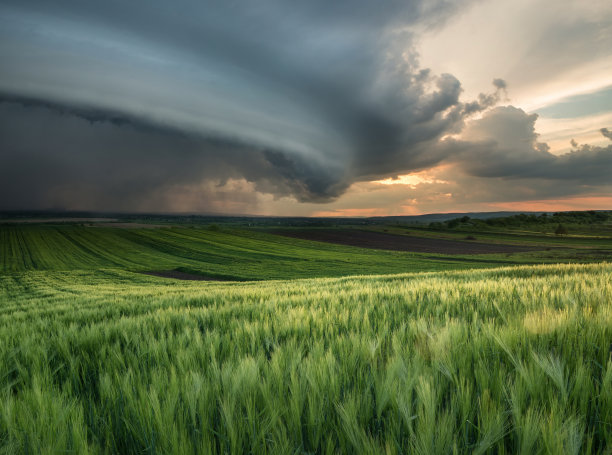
[0, 93, 172, 132]
[0, 0, 610, 211]
[601, 128, 612, 140]
[0, 0, 477, 209]
[0, 99, 349, 210]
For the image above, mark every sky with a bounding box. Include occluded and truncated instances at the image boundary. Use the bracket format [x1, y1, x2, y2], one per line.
[1, 0, 611, 216]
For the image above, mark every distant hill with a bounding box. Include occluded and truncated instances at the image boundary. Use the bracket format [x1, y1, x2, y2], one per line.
[2, 209, 609, 227]
[368, 211, 550, 223]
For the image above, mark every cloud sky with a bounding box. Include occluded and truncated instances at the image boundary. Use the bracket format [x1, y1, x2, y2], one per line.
[0, 0, 611, 214]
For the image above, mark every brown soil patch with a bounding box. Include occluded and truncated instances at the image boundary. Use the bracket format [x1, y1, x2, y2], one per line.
[141, 270, 231, 281]
[274, 229, 538, 255]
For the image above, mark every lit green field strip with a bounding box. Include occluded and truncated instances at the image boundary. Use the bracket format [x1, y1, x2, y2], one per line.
[2, 225, 533, 278]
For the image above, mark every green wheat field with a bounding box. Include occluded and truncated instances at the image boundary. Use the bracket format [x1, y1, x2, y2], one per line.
[1, 220, 611, 454]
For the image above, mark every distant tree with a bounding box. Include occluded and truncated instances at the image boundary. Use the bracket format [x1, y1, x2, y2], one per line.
[447, 218, 461, 228]
[555, 224, 568, 236]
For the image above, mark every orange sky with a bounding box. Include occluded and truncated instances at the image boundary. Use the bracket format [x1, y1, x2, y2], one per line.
[484, 197, 612, 213]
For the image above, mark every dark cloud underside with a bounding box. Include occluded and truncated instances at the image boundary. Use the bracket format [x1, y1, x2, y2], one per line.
[0, 0, 610, 211]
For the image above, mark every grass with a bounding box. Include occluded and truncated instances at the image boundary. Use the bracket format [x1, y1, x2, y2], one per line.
[0, 224, 559, 278]
[0, 223, 611, 453]
[368, 223, 612, 248]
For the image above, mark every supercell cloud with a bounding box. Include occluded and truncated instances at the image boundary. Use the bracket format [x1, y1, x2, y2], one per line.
[0, 0, 610, 212]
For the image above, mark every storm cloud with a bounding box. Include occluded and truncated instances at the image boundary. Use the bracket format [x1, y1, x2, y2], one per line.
[0, 0, 610, 212]
[447, 106, 612, 184]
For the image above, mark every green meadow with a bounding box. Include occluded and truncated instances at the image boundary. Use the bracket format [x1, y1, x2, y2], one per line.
[1, 222, 611, 454]
[0, 224, 540, 278]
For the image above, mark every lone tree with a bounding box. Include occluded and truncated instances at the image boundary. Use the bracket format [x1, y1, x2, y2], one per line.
[555, 223, 568, 236]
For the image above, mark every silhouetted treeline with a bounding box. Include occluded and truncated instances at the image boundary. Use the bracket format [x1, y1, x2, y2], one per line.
[429, 211, 611, 230]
